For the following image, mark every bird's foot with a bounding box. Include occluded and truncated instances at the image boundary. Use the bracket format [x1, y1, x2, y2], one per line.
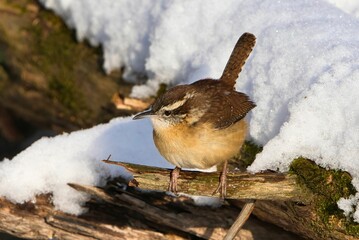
[212, 171, 227, 199]
[212, 160, 228, 199]
[168, 167, 181, 193]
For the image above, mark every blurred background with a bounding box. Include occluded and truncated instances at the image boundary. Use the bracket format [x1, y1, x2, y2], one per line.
[0, 0, 138, 160]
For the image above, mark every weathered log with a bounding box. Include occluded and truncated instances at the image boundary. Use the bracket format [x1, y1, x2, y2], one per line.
[103, 160, 312, 202]
[0, 195, 170, 239]
[102, 160, 359, 240]
[69, 183, 230, 239]
[1, 159, 356, 240]
[0, 183, 300, 240]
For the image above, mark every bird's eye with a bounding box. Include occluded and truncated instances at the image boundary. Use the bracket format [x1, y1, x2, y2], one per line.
[164, 110, 171, 116]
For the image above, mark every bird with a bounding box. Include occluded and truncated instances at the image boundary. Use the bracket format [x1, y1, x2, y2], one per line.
[133, 32, 256, 198]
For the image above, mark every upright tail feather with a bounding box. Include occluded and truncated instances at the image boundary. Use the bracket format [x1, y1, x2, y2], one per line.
[220, 33, 256, 87]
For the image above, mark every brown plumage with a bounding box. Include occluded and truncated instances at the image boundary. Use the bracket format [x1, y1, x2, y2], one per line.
[220, 32, 256, 87]
[152, 80, 255, 129]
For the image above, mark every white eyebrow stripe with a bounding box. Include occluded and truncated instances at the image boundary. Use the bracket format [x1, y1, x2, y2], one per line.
[162, 98, 187, 111]
[161, 91, 195, 112]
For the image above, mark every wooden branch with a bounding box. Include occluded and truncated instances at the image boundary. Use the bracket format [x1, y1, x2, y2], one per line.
[0, 159, 354, 240]
[0, 195, 169, 240]
[69, 183, 231, 239]
[0, 154, 308, 240]
[103, 160, 311, 202]
[101, 160, 312, 239]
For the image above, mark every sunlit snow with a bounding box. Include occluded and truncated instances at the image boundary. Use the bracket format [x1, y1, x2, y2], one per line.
[1, 0, 358, 221]
[0, 119, 169, 214]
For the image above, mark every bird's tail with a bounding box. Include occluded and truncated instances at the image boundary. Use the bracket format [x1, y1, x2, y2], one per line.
[220, 32, 256, 87]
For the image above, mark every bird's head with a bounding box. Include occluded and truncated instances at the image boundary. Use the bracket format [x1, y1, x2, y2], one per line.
[133, 85, 203, 130]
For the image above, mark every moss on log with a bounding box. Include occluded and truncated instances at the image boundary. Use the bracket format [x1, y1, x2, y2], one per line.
[0, 0, 133, 132]
[289, 158, 359, 238]
[104, 160, 311, 202]
[104, 157, 359, 240]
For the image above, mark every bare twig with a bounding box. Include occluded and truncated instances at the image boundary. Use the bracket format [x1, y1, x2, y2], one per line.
[224, 200, 256, 240]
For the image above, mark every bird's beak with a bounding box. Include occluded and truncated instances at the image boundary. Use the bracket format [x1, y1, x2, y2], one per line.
[133, 109, 154, 120]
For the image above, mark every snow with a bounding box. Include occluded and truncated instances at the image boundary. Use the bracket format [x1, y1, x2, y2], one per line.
[0, 0, 358, 220]
[0, 118, 170, 214]
[325, 0, 359, 18]
[338, 194, 359, 219]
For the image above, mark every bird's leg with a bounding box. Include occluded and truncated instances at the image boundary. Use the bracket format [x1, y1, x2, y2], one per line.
[168, 166, 181, 193]
[213, 160, 228, 198]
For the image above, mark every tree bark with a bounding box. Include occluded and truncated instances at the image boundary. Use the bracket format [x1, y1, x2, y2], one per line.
[104, 160, 311, 202]
[0, 194, 173, 240]
[0, 160, 356, 240]
[102, 160, 359, 240]
[0, 182, 299, 240]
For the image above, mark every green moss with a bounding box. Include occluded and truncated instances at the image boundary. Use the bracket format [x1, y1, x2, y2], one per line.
[290, 158, 358, 236]
[346, 224, 359, 236]
[227, 141, 262, 171]
[48, 76, 80, 111]
[4, 0, 27, 13]
[156, 83, 168, 97]
[290, 158, 355, 200]
[27, 8, 88, 112]
[238, 140, 263, 167]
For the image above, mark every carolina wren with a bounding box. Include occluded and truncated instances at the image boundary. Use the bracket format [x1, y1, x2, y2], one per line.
[133, 33, 256, 198]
